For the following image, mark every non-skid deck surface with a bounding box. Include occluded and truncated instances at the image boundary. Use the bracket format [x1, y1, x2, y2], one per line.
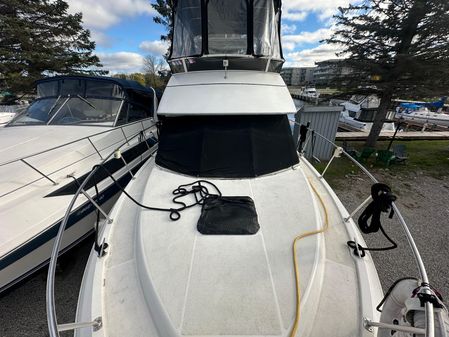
[100, 161, 362, 337]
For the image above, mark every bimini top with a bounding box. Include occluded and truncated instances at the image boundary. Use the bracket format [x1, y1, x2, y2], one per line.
[35, 75, 152, 98]
[168, 0, 284, 73]
[8, 75, 156, 127]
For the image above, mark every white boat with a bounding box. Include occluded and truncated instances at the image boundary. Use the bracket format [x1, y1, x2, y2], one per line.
[338, 94, 396, 132]
[0, 75, 158, 293]
[47, 2, 448, 337]
[339, 110, 396, 132]
[300, 86, 320, 98]
[396, 104, 449, 127]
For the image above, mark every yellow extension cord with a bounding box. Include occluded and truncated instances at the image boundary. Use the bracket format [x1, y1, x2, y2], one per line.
[290, 178, 330, 337]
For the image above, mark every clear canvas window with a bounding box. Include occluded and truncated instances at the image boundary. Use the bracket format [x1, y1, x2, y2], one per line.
[171, 0, 202, 58]
[37, 81, 59, 97]
[208, 0, 248, 55]
[254, 0, 281, 58]
[86, 80, 124, 98]
[60, 79, 85, 96]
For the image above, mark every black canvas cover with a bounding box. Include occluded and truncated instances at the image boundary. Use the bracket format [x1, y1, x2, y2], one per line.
[155, 115, 299, 178]
[197, 196, 260, 235]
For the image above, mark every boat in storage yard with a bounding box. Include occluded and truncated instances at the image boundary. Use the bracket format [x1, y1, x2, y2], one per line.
[47, 1, 448, 337]
[0, 75, 158, 293]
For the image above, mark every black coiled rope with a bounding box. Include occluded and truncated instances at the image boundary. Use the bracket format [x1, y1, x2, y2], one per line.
[347, 183, 398, 257]
[92, 164, 222, 221]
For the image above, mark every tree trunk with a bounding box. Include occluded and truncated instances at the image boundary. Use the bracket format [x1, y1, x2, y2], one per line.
[365, 90, 393, 148]
[365, 1, 427, 148]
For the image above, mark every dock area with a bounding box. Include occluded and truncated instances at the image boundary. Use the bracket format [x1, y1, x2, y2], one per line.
[336, 130, 449, 141]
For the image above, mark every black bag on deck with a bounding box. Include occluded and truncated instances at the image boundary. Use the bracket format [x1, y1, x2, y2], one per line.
[197, 196, 260, 235]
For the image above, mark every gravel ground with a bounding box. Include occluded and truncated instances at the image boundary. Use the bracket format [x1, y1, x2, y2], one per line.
[0, 171, 448, 337]
[0, 238, 93, 337]
[333, 170, 449, 300]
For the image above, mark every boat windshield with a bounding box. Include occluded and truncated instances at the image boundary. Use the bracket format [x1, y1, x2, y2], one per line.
[9, 96, 122, 126]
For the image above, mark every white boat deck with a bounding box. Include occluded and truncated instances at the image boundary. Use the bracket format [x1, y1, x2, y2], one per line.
[78, 157, 383, 337]
[0, 120, 156, 291]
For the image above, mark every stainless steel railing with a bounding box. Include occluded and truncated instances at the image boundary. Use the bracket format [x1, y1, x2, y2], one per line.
[0, 118, 156, 199]
[298, 125, 435, 337]
[46, 120, 436, 337]
[46, 120, 158, 337]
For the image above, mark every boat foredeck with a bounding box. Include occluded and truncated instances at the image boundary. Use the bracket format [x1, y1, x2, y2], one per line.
[79, 158, 382, 337]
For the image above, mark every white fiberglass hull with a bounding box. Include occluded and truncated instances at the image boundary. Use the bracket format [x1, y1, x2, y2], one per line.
[75, 157, 383, 337]
[396, 112, 449, 127]
[0, 120, 156, 293]
[339, 113, 396, 132]
[0, 193, 117, 293]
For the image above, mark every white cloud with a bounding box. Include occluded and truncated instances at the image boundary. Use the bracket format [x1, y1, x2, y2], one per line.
[283, 28, 333, 46]
[139, 40, 169, 56]
[285, 44, 344, 67]
[281, 23, 297, 35]
[66, 0, 155, 48]
[283, 11, 308, 21]
[282, 0, 354, 21]
[97, 52, 145, 73]
[67, 0, 155, 29]
[90, 30, 112, 48]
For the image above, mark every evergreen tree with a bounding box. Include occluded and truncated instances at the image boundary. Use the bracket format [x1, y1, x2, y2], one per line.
[151, 0, 174, 57]
[326, 0, 449, 147]
[0, 0, 105, 94]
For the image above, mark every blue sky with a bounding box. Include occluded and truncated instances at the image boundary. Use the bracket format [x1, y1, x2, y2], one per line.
[66, 0, 350, 73]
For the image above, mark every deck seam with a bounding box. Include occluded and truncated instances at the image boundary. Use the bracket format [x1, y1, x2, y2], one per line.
[249, 178, 284, 333]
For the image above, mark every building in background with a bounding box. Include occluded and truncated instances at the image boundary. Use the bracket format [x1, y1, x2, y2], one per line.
[281, 67, 315, 86]
[314, 59, 353, 86]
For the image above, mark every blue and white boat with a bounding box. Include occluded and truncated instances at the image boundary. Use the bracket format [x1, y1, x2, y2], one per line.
[0, 75, 158, 293]
[396, 99, 449, 127]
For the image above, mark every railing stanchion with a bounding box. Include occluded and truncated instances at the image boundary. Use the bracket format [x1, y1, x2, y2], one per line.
[57, 317, 102, 332]
[344, 196, 372, 222]
[320, 147, 343, 178]
[21, 159, 58, 185]
[80, 190, 113, 224]
[115, 150, 135, 180]
[88, 137, 103, 160]
[121, 127, 130, 146]
[364, 318, 426, 334]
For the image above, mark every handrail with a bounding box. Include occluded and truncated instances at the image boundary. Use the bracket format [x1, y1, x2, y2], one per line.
[296, 123, 435, 337]
[46, 122, 158, 337]
[0, 118, 157, 199]
[0, 118, 155, 167]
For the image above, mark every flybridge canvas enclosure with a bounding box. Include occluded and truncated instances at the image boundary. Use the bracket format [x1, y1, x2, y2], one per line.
[169, 0, 283, 73]
[208, 0, 248, 55]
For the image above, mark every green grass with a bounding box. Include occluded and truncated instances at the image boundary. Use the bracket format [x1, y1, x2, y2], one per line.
[313, 140, 449, 186]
